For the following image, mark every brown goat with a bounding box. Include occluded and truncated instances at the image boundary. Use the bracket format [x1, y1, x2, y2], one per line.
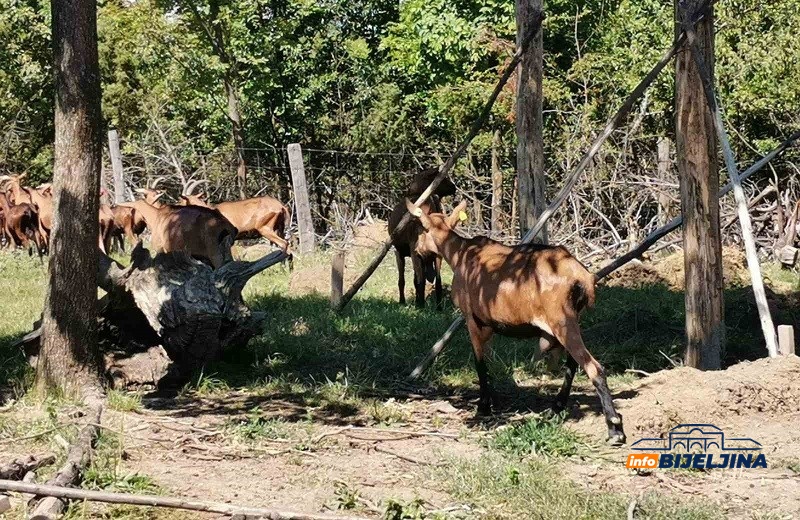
[135, 188, 165, 208]
[406, 200, 626, 445]
[0, 175, 53, 246]
[0, 193, 44, 254]
[119, 200, 237, 269]
[387, 170, 457, 308]
[178, 193, 291, 253]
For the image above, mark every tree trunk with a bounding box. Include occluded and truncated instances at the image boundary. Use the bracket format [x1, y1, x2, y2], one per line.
[37, 0, 104, 395]
[515, 0, 546, 242]
[656, 137, 672, 226]
[675, 1, 724, 370]
[226, 76, 247, 200]
[491, 129, 503, 235]
[207, 0, 247, 199]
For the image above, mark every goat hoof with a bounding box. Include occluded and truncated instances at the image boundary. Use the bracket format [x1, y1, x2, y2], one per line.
[476, 402, 493, 416]
[606, 432, 626, 446]
[551, 399, 567, 414]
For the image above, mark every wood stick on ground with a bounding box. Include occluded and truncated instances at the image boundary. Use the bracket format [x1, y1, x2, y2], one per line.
[334, 11, 545, 312]
[29, 403, 103, 520]
[409, 29, 689, 380]
[0, 480, 372, 520]
[372, 445, 442, 467]
[0, 454, 56, 481]
[684, 23, 778, 357]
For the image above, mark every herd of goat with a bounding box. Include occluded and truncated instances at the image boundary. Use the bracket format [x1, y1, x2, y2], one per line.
[0, 174, 291, 267]
[0, 170, 626, 444]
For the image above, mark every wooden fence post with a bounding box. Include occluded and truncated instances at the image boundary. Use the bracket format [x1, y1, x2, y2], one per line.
[287, 143, 315, 254]
[331, 250, 345, 308]
[778, 325, 795, 356]
[108, 129, 126, 204]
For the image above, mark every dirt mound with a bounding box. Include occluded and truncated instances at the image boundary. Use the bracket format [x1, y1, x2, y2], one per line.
[571, 356, 800, 459]
[604, 246, 749, 290]
[353, 220, 388, 250]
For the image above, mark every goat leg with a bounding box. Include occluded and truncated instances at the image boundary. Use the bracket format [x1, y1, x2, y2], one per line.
[395, 250, 406, 304]
[553, 354, 578, 413]
[434, 256, 443, 310]
[411, 254, 426, 309]
[466, 318, 495, 415]
[552, 317, 625, 445]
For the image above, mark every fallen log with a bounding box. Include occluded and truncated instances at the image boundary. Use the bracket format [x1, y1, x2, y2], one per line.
[29, 402, 102, 519]
[0, 454, 56, 481]
[1, 480, 371, 520]
[20, 243, 288, 387]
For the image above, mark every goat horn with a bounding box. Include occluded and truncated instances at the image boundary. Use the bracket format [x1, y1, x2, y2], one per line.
[184, 179, 208, 195]
[150, 176, 166, 189]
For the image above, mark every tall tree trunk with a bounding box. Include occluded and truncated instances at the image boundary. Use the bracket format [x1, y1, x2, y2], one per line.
[675, 1, 724, 370]
[225, 76, 247, 199]
[491, 129, 503, 235]
[515, 0, 546, 242]
[208, 0, 247, 199]
[37, 0, 104, 395]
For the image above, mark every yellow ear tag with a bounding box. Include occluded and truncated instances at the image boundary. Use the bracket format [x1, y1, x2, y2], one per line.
[412, 208, 423, 217]
[458, 210, 468, 222]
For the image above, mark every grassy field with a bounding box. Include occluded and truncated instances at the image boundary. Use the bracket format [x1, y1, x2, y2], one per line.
[0, 245, 795, 519]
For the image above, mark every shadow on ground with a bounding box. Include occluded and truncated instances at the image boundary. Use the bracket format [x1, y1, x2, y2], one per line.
[140, 273, 797, 428]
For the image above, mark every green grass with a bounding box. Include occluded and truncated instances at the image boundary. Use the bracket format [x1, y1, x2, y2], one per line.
[491, 413, 583, 458]
[439, 453, 723, 520]
[107, 390, 143, 413]
[1, 247, 796, 519]
[0, 251, 46, 393]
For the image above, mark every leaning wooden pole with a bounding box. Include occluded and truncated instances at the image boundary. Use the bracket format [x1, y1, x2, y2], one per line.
[684, 25, 779, 358]
[334, 10, 545, 312]
[1, 480, 370, 520]
[409, 31, 688, 379]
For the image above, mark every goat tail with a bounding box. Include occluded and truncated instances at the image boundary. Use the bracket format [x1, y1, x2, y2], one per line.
[570, 269, 597, 313]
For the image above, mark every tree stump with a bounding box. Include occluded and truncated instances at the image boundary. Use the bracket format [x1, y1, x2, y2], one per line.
[22, 243, 287, 388]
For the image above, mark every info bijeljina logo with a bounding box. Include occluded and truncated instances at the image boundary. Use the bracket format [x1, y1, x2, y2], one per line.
[626, 424, 768, 469]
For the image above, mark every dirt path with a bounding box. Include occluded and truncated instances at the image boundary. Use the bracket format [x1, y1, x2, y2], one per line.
[108, 357, 800, 519]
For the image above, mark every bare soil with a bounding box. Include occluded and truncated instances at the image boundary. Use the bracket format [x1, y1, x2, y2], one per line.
[93, 356, 798, 519]
[604, 246, 750, 289]
[564, 355, 800, 518]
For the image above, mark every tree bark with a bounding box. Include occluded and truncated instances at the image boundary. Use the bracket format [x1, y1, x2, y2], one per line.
[225, 76, 247, 199]
[37, 0, 104, 395]
[208, 0, 247, 199]
[491, 129, 503, 235]
[516, 0, 546, 242]
[675, 0, 724, 370]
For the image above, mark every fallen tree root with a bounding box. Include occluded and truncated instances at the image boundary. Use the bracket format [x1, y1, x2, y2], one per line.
[0, 480, 372, 520]
[0, 454, 56, 480]
[29, 402, 103, 519]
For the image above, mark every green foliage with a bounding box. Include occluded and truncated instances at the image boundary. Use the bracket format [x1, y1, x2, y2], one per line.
[491, 413, 582, 458]
[226, 408, 291, 442]
[107, 390, 143, 413]
[442, 453, 724, 520]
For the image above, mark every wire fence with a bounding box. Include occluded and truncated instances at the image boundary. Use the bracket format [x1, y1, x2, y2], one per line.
[107, 133, 800, 265]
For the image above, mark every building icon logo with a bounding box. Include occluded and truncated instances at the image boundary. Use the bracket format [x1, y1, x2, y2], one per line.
[630, 423, 762, 452]
[626, 423, 767, 470]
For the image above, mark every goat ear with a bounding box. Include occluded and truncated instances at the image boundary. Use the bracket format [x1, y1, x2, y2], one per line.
[134, 188, 146, 194]
[447, 200, 468, 228]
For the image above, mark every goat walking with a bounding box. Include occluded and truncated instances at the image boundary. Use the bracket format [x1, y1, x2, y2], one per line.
[406, 200, 626, 445]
